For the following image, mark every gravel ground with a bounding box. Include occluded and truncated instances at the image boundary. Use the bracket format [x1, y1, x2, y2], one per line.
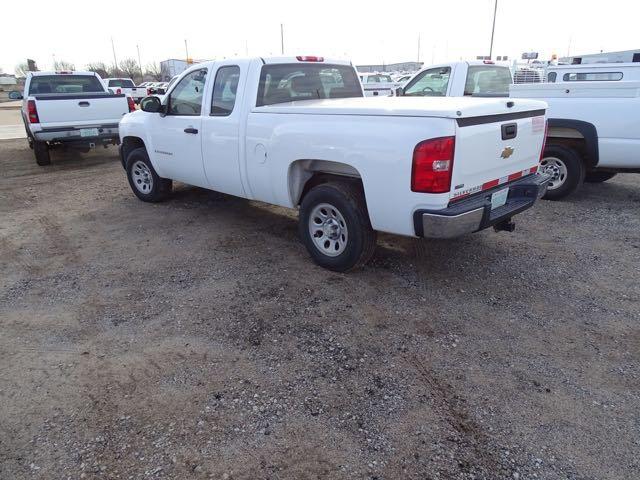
[1, 139, 639, 480]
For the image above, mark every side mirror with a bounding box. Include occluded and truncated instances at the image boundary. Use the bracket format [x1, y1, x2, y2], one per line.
[8, 91, 23, 100]
[140, 96, 162, 113]
[395, 87, 404, 97]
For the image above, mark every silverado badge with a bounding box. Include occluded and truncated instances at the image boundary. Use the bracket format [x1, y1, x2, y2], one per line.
[501, 146, 514, 159]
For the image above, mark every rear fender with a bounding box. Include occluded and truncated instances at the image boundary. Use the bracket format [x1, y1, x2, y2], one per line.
[547, 119, 599, 167]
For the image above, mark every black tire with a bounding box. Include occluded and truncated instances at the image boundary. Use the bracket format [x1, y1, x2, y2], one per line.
[125, 147, 172, 202]
[540, 144, 585, 200]
[299, 181, 377, 272]
[585, 171, 617, 183]
[34, 141, 51, 166]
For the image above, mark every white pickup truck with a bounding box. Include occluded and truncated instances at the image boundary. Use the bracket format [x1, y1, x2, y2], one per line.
[511, 63, 640, 199]
[20, 71, 135, 165]
[358, 72, 400, 97]
[401, 61, 513, 98]
[119, 56, 549, 271]
[104, 77, 148, 103]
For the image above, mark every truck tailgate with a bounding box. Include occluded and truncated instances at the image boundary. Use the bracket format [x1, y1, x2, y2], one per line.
[34, 94, 129, 127]
[450, 110, 546, 201]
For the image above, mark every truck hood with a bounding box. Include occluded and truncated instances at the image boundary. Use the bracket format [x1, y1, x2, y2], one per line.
[253, 96, 547, 119]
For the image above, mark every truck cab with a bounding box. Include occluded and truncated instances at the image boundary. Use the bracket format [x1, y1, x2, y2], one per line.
[402, 61, 513, 98]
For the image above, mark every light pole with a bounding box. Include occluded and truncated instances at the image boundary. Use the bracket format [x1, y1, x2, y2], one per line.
[111, 37, 118, 72]
[280, 24, 284, 55]
[489, 0, 498, 60]
[136, 44, 143, 81]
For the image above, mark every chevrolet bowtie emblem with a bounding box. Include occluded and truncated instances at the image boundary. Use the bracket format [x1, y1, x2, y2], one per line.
[501, 146, 514, 159]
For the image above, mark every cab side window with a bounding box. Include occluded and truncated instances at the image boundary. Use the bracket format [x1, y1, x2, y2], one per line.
[168, 69, 207, 115]
[404, 67, 451, 97]
[211, 66, 240, 116]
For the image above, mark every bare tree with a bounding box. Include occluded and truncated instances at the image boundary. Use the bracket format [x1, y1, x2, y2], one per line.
[53, 60, 75, 71]
[118, 58, 142, 83]
[145, 62, 162, 81]
[86, 62, 109, 78]
[108, 66, 123, 77]
[15, 63, 29, 77]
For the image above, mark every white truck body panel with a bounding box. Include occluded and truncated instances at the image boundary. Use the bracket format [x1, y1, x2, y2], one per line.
[511, 81, 640, 169]
[546, 63, 640, 83]
[32, 95, 130, 129]
[120, 57, 547, 238]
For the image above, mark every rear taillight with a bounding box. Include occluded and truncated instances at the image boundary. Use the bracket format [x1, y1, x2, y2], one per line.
[27, 100, 39, 124]
[411, 136, 455, 193]
[127, 96, 136, 112]
[116, 88, 122, 95]
[146, 88, 151, 96]
[539, 120, 548, 161]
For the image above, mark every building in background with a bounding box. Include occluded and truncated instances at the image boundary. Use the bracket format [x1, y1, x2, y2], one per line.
[560, 49, 640, 65]
[356, 61, 423, 73]
[0, 74, 18, 91]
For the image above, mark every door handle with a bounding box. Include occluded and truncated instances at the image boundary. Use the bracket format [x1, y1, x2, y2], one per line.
[78, 101, 90, 107]
[184, 127, 198, 134]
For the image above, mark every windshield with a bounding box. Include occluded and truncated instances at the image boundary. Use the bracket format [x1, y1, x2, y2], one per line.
[108, 79, 135, 88]
[28, 75, 105, 95]
[257, 64, 362, 106]
[464, 66, 512, 96]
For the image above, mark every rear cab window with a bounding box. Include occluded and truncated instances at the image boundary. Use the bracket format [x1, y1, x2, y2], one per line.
[257, 64, 362, 107]
[108, 79, 135, 88]
[28, 75, 105, 95]
[366, 74, 393, 83]
[464, 66, 512, 96]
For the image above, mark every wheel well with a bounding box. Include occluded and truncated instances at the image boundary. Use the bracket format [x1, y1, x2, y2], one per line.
[121, 136, 146, 164]
[289, 160, 363, 206]
[547, 119, 599, 168]
[545, 134, 588, 163]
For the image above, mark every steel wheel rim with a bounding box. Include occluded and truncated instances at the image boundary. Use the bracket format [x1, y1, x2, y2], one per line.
[540, 156, 568, 190]
[308, 203, 349, 257]
[131, 160, 153, 194]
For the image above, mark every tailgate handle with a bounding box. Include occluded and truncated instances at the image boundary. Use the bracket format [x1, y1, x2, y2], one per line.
[78, 101, 90, 107]
[501, 123, 517, 140]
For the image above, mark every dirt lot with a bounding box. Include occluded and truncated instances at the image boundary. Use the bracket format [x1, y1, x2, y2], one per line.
[1, 139, 639, 480]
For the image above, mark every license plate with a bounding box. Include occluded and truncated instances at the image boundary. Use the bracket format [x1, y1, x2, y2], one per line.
[491, 188, 509, 210]
[80, 128, 99, 138]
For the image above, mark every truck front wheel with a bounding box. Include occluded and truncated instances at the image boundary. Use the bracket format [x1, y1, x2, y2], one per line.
[125, 147, 172, 202]
[540, 144, 585, 200]
[34, 141, 51, 166]
[299, 181, 377, 272]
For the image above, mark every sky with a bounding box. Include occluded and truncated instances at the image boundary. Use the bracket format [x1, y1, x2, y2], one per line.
[2, 0, 640, 74]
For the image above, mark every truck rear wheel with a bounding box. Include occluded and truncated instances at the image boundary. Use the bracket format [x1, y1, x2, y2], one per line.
[540, 144, 585, 200]
[299, 181, 377, 272]
[125, 147, 172, 202]
[34, 141, 51, 166]
[585, 171, 617, 183]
